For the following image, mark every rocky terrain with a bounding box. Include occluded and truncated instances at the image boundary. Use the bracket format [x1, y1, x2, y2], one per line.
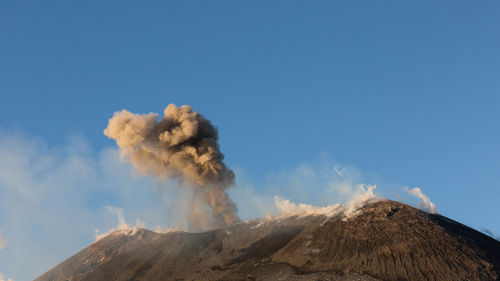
[35, 200, 500, 281]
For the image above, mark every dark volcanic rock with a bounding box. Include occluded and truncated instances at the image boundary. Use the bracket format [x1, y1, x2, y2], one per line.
[35, 200, 500, 281]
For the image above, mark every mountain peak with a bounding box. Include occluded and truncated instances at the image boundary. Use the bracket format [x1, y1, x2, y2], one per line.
[36, 200, 500, 281]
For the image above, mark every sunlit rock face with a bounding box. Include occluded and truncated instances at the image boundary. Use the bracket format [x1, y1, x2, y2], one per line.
[35, 200, 500, 281]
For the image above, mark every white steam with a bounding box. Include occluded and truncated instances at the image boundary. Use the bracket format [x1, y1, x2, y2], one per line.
[230, 159, 380, 221]
[274, 197, 341, 217]
[94, 206, 178, 241]
[0, 131, 172, 280]
[94, 207, 146, 241]
[0, 129, 445, 280]
[406, 187, 437, 214]
[273, 184, 378, 218]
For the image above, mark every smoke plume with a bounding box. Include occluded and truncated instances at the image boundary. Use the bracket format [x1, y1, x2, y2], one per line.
[407, 187, 436, 214]
[94, 207, 145, 241]
[104, 104, 239, 230]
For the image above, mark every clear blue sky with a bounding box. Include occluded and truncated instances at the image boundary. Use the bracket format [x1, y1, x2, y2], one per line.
[1, 1, 499, 280]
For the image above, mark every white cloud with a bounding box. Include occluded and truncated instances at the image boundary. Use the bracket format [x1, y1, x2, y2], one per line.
[230, 157, 439, 223]
[230, 157, 376, 220]
[264, 159, 365, 205]
[0, 131, 170, 280]
[0, 131, 440, 281]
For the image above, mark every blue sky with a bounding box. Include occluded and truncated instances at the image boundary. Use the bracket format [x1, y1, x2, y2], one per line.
[1, 1, 499, 280]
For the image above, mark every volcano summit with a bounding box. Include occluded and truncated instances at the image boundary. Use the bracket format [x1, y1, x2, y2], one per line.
[35, 200, 500, 281]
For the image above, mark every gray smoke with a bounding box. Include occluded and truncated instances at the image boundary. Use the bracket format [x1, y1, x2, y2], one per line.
[104, 104, 239, 230]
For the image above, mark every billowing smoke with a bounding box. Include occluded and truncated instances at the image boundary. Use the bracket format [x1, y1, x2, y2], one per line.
[104, 104, 239, 230]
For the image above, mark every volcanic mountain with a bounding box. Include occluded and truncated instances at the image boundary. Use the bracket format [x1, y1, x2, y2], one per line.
[35, 200, 500, 281]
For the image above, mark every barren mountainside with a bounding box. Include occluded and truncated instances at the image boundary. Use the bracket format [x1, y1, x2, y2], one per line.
[35, 200, 500, 281]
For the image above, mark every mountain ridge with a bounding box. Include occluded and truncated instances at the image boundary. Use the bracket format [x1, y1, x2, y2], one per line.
[35, 200, 500, 281]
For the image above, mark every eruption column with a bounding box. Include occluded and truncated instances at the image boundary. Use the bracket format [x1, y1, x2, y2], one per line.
[104, 104, 239, 230]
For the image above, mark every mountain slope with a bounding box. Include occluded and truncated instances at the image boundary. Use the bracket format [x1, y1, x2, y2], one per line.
[35, 200, 500, 281]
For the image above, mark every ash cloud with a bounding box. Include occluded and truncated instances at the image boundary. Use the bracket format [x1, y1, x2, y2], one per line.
[104, 104, 239, 230]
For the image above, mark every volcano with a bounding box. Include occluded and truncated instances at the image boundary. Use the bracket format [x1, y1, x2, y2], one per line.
[35, 200, 500, 281]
